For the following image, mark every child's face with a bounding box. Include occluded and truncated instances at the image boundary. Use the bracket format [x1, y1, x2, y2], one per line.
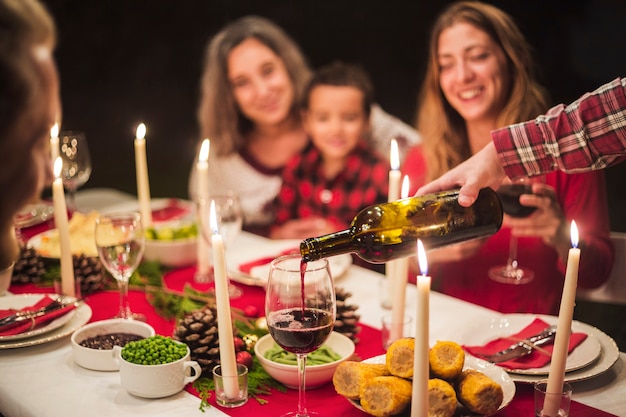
[303, 85, 369, 162]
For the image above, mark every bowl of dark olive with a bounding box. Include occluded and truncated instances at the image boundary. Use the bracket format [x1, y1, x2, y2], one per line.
[71, 319, 155, 371]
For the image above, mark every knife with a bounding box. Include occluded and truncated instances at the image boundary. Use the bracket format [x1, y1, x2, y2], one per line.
[485, 325, 557, 363]
[0, 297, 78, 330]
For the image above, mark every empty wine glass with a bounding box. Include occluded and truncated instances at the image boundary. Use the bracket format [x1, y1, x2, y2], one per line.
[197, 192, 243, 296]
[265, 254, 336, 417]
[95, 212, 145, 320]
[59, 131, 92, 212]
[488, 177, 537, 284]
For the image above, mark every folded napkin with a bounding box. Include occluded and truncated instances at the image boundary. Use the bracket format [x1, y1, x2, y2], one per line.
[0, 295, 76, 337]
[151, 199, 191, 223]
[238, 248, 300, 274]
[463, 318, 588, 370]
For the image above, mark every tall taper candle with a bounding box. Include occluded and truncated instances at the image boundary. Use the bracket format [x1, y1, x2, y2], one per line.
[52, 157, 75, 297]
[196, 139, 211, 278]
[50, 123, 60, 162]
[411, 239, 429, 417]
[390, 175, 411, 341]
[134, 123, 152, 228]
[384, 139, 402, 308]
[543, 221, 580, 416]
[210, 200, 240, 398]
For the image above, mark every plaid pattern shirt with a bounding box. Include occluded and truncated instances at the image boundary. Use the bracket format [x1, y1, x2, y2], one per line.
[493, 77, 626, 178]
[273, 141, 389, 229]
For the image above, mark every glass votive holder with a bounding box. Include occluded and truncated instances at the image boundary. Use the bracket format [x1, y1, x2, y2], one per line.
[534, 380, 572, 417]
[381, 313, 413, 350]
[378, 278, 392, 310]
[213, 363, 248, 408]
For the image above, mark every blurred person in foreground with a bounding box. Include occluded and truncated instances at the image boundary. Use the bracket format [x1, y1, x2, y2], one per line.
[402, 1, 613, 314]
[188, 16, 419, 236]
[418, 77, 626, 206]
[0, 0, 59, 285]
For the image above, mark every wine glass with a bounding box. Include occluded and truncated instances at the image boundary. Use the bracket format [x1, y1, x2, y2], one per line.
[488, 178, 537, 284]
[265, 254, 336, 417]
[197, 192, 243, 296]
[59, 131, 92, 212]
[95, 212, 145, 320]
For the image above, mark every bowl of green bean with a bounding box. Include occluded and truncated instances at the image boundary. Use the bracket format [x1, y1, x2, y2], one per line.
[254, 331, 355, 389]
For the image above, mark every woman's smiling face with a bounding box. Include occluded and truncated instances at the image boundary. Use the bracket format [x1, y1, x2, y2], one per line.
[437, 21, 511, 125]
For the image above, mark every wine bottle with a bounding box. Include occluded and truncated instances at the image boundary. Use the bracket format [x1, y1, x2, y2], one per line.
[300, 188, 503, 264]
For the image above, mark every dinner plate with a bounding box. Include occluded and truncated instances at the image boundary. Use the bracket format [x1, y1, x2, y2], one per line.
[14, 202, 54, 228]
[347, 355, 515, 415]
[0, 301, 92, 349]
[0, 294, 77, 341]
[101, 198, 195, 222]
[459, 313, 614, 382]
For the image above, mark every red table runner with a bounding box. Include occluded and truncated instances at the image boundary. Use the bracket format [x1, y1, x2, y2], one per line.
[9, 265, 617, 417]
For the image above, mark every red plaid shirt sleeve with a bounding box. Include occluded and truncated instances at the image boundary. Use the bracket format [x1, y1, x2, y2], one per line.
[493, 77, 626, 178]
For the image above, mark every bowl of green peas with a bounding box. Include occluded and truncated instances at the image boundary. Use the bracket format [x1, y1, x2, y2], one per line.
[254, 331, 355, 389]
[113, 335, 201, 398]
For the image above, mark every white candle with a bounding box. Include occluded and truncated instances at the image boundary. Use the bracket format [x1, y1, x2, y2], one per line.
[210, 200, 240, 398]
[134, 123, 152, 228]
[411, 239, 429, 417]
[50, 123, 60, 162]
[52, 157, 75, 297]
[390, 175, 411, 341]
[385, 139, 402, 305]
[196, 139, 211, 277]
[543, 221, 580, 416]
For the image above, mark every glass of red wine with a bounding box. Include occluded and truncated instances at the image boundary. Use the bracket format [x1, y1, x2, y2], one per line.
[265, 254, 336, 417]
[488, 178, 538, 284]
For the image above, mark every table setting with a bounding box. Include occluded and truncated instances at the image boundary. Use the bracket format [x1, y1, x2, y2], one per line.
[1, 129, 625, 417]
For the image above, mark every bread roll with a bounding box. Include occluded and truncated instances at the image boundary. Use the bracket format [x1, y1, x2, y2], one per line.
[456, 369, 504, 415]
[359, 376, 412, 417]
[428, 378, 457, 417]
[386, 337, 414, 378]
[332, 361, 390, 399]
[429, 340, 465, 381]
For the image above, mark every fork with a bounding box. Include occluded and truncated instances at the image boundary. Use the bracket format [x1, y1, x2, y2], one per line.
[0, 296, 75, 329]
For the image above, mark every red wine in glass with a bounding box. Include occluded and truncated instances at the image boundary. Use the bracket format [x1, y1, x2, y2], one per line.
[497, 183, 537, 218]
[267, 308, 334, 354]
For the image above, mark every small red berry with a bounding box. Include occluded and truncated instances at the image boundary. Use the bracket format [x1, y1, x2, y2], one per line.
[236, 351, 253, 369]
[243, 305, 259, 318]
[233, 337, 245, 352]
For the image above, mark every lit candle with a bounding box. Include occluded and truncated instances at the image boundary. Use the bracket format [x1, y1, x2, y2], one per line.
[543, 221, 580, 416]
[52, 157, 75, 297]
[210, 200, 240, 398]
[134, 123, 152, 228]
[384, 139, 402, 306]
[50, 123, 60, 162]
[411, 239, 429, 417]
[390, 175, 411, 341]
[196, 139, 211, 277]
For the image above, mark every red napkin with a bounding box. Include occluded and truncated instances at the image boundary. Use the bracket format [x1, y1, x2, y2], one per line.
[463, 318, 588, 370]
[238, 248, 300, 274]
[151, 199, 191, 222]
[0, 295, 76, 337]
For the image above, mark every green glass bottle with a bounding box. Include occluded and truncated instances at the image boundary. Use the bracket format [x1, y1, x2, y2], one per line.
[300, 188, 503, 263]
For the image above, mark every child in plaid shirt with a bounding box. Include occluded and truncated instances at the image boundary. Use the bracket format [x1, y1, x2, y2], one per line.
[270, 61, 389, 239]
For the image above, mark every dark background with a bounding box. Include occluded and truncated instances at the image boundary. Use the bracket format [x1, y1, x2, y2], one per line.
[41, 0, 626, 231]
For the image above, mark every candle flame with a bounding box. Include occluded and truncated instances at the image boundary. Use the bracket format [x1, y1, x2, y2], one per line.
[401, 175, 410, 199]
[570, 220, 579, 248]
[50, 123, 59, 139]
[136, 123, 146, 140]
[209, 199, 219, 235]
[390, 138, 399, 170]
[417, 239, 428, 276]
[53, 156, 62, 179]
[199, 138, 210, 162]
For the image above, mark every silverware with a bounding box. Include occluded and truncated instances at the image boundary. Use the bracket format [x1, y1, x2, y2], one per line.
[0, 297, 78, 330]
[484, 325, 557, 363]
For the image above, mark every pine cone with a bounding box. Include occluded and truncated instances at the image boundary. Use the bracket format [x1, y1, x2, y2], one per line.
[73, 254, 106, 295]
[12, 247, 45, 284]
[333, 287, 361, 343]
[173, 306, 221, 376]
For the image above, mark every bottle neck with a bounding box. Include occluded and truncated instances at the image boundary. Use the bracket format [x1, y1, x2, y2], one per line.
[300, 229, 354, 262]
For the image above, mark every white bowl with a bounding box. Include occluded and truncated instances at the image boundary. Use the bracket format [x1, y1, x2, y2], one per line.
[254, 331, 355, 389]
[71, 319, 155, 371]
[144, 236, 197, 267]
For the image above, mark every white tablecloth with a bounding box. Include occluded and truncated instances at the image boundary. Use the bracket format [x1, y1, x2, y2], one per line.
[1, 231, 624, 417]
